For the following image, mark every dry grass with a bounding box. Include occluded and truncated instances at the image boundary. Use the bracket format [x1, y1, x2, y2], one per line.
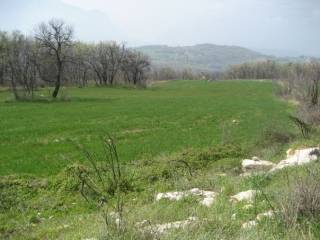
[277, 168, 320, 226]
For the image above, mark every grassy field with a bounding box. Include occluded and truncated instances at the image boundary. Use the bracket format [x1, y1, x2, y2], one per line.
[5, 80, 319, 240]
[0, 80, 294, 176]
[0, 80, 320, 240]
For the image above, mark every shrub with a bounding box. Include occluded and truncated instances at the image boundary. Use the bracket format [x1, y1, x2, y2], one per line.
[141, 144, 245, 183]
[277, 167, 320, 226]
[73, 137, 134, 203]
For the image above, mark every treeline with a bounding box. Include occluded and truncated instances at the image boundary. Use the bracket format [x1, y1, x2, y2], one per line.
[224, 60, 320, 125]
[0, 19, 150, 99]
[224, 60, 280, 80]
[151, 66, 218, 81]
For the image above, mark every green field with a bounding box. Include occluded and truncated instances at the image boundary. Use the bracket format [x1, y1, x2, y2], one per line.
[4, 80, 320, 240]
[0, 80, 293, 176]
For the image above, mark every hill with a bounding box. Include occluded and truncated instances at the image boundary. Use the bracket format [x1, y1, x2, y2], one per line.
[135, 44, 267, 72]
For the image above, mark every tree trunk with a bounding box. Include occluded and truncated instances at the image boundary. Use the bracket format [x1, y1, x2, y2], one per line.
[10, 71, 19, 100]
[310, 80, 319, 106]
[52, 62, 62, 98]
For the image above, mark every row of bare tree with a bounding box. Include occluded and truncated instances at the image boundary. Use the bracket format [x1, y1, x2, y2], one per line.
[224, 60, 280, 80]
[0, 19, 151, 99]
[224, 60, 320, 105]
[224, 60, 320, 125]
[151, 66, 218, 81]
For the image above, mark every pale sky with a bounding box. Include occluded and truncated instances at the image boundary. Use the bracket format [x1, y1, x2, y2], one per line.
[1, 0, 320, 56]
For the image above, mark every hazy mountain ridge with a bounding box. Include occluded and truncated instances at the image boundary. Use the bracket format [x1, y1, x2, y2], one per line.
[135, 44, 268, 72]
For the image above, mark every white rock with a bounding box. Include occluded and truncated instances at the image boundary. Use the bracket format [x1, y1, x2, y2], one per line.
[135, 220, 150, 228]
[286, 148, 295, 157]
[156, 192, 186, 201]
[242, 220, 257, 229]
[217, 173, 227, 177]
[156, 188, 218, 207]
[231, 213, 237, 220]
[232, 120, 240, 124]
[146, 217, 197, 235]
[240, 172, 254, 177]
[109, 212, 121, 227]
[200, 195, 215, 207]
[242, 159, 275, 172]
[196, 189, 217, 207]
[270, 148, 320, 172]
[230, 190, 258, 203]
[240, 210, 274, 230]
[256, 210, 274, 221]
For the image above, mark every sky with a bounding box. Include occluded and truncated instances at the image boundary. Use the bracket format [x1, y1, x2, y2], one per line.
[1, 0, 320, 56]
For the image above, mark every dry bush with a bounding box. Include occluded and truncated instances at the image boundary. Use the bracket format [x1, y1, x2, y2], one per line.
[277, 168, 320, 226]
[297, 104, 320, 126]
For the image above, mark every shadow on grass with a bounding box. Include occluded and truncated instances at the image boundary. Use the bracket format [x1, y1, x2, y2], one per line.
[4, 96, 119, 104]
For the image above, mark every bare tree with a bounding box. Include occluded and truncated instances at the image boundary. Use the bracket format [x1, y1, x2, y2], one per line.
[2, 31, 39, 99]
[121, 50, 150, 86]
[0, 31, 7, 86]
[35, 19, 74, 98]
[307, 60, 320, 106]
[66, 42, 91, 87]
[88, 42, 125, 86]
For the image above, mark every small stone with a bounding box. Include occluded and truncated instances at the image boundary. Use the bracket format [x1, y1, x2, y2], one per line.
[256, 210, 274, 221]
[230, 190, 259, 203]
[136, 220, 150, 228]
[242, 220, 257, 229]
[142, 217, 197, 235]
[232, 120, 240, 124]
[156, 189, 218, 207]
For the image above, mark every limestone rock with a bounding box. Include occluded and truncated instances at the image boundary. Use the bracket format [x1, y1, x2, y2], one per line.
[230, 190, 259, 203]
[138, 217, 197, 235]
[270, 148, 320, 172]
[256, 210, 274, 221]
[242, 158, 275, 172]
[156, 188, 218, 207]
[242, 220, 257, 229]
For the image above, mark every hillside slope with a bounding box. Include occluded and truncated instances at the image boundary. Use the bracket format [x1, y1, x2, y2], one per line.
[135, 44, 267, 72]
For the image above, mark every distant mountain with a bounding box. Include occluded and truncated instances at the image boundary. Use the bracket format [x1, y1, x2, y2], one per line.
[135, 44, 268, 72]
